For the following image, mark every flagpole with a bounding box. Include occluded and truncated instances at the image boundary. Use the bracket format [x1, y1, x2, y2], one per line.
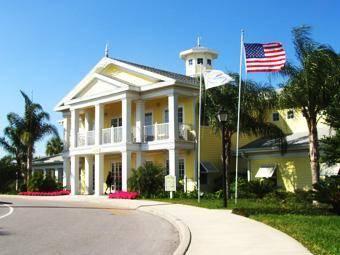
[235, 29, 244, 205]
[197, 65, 203, 203]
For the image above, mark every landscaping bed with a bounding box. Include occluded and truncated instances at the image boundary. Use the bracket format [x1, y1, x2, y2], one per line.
[19, 190, 70, 196]
[108, 191, 139, 199]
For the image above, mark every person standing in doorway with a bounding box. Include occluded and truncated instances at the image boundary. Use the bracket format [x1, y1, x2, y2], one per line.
[105, 172, 113, 194]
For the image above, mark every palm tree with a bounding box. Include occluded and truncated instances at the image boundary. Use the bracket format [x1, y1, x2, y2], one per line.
[0, 115, 27, 189]
[46, 136, 64, 156]
[279, 26, 340, 184]
[204, 75, 286, 196]
[8, 91, 58, 183]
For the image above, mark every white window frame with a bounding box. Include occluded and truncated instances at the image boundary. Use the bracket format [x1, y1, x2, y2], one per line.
[272, 112, 279, 122]
[144, 111, 153, 126]
[111, 116, 122, 127]
[188, 59, 193, 66]
[178, 105, 184, 124]
[287, 110, 294, 119]
[178, 158, 185, 179]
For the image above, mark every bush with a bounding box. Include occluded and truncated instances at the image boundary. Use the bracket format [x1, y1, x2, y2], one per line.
[313, 176, 340, 215]
[28, 172, 59, 192]
[128, 162, 165, 198]
[235, 179, 276, 199]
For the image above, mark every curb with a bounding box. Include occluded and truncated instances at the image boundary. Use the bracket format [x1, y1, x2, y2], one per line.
[138, 205, 191, 255]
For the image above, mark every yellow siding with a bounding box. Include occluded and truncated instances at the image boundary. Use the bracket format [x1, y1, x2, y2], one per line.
[104, 102, 122, 128]
[178, 96, 195, 126]
[145, 98, 168, 124]
[200, 126, 222, 169]
[250, 156, 312, 191]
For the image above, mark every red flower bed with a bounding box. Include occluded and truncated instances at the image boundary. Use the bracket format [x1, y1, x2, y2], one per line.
[108, 191, 139, 199]
[19, 190, 71, 196]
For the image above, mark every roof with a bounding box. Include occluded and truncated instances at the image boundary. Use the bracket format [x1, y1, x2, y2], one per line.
[113, 58, 199, 86]
[179, 46, 218, 59]
[200, 161, 219, 173]
[33, 154, 63, 167]
[240, 128, 332, 153]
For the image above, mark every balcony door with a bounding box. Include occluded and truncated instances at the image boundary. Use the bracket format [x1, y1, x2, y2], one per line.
[144, 112, 153, 141]
[111, 117, 122, 127]
[111, 161, 122, 191]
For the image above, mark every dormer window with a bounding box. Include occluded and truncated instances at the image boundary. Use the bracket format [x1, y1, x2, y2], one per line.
[207, 59, 212, 65]
[197, 58, 203, 64]
[188, 59, 193, 65]
[287, 110, 294, 119]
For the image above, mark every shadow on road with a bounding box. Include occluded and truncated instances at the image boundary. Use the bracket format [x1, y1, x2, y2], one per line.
[0, 228, 11, 236]
[0, 201, 13, 205]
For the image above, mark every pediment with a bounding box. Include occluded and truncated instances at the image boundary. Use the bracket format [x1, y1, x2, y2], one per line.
[101, 64, 159, 86]
[73, 77, 122, 100]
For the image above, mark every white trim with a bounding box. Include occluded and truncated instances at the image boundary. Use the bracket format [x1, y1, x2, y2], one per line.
[178, 158, 186, 179]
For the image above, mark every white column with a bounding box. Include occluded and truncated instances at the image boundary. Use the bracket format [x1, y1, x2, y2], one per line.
[169, 148, 179, 182]
[136, 151, 143, 169]
[135, 100, 145, 143]
[70, 155, 79, 195]
[122, 150, 131, 191]
[94, 153, 104, 196]
[168, 94, 178, 142]
[122, 97, 132, 143]
[63, 113, 71, 150]
[95, 104, 104, 146]
[63, 157, 71, 188]
[70, 109, 79, 148]
[85, 155, 94, 194]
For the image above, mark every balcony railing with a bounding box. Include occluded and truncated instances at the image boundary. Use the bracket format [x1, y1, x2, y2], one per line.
[102, 126, 122, 144]
[77, 130, 95, 147]
[179, 123, 195, 141]
[144, 123, 169, 142]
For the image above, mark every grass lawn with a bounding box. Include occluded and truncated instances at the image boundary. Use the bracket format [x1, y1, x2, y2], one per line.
[151, 197, 340, 255]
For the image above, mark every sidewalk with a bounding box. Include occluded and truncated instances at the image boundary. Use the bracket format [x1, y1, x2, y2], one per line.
[2, 195, 311, 255]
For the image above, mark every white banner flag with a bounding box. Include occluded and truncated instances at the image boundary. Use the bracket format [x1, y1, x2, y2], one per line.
[203, 70, 234, 90]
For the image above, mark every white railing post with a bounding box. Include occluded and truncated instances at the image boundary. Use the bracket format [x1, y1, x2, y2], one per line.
[154, 124, 158, 141]
[111, 127, 114, 144]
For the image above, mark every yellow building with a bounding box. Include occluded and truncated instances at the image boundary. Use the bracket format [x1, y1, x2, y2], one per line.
[55, 42, 335, 196]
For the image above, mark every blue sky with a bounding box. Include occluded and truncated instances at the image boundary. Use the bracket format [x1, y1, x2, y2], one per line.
[0, 0, 339, 156]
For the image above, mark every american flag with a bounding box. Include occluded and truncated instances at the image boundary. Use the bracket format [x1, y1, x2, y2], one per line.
[244, 42, 286, 73]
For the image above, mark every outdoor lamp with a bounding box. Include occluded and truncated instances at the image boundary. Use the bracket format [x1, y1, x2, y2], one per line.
[217, 112, 228, 123]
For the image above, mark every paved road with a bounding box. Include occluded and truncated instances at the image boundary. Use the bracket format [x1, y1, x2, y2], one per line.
[0, 197, 179, 255]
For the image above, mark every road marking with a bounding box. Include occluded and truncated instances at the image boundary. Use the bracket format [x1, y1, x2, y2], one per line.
[0, 204, 14, 220]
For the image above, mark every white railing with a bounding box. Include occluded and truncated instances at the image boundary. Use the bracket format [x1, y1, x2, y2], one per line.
[102, 126, 122, 144]
[77, 130, 96, 147]
[143, 123, 169, 142]
[179, 123, 194, 141]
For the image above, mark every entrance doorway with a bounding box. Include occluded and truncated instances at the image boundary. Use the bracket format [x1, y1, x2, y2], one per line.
[111, 161, 122, 191]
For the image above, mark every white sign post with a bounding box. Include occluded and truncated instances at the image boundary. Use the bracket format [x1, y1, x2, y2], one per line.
[165, 175, 176, 199]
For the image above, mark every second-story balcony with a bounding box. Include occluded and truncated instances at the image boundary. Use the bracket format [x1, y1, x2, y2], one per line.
[142, 123, 195, 142]
[77, 130, 95, 147]
[102, 126, 123, 144]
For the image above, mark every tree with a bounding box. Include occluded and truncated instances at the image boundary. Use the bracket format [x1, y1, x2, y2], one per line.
[8, 91, 58, 184]
[204, 75, 286, 197]
[0, 155, 18, 193]
[0, 115, 27, 188]
[46, 136, 63, 156]
[279, 26, 339, 184]
[321, 80, 340, 165]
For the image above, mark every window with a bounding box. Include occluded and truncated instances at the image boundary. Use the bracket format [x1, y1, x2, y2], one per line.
[165, 160, 169, 175]
[287, 110, 294, 119]
[144, 112, 152, 126]
[164, 109, 169, 123]
[207, 59, 212, 65]
[178, 107, 183, 124]
[197, 58, 203, 64]
[188, 59, 193, 65]
[111, 117, 122, 127]
[272, 112, 279, 121]
[179, 159, 185, 179]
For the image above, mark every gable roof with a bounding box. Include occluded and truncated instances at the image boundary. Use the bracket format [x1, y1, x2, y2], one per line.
[113, 58, 199, 86]
[239, 128, 332, 154]
[55, 57, 198, 111]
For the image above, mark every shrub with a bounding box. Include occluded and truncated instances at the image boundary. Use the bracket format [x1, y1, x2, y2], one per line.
[19, 190, 70, 196]
[0, 156, 18, 193]
[128, 162, 165, 198]
[108, 191, 139, 199]
[235, 179, 276, 199]
[28, 172, 59, 192]
[313, 176, 340, 215]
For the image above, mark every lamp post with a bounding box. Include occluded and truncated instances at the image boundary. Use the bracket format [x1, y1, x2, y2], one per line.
[218, 112, 228, 208]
